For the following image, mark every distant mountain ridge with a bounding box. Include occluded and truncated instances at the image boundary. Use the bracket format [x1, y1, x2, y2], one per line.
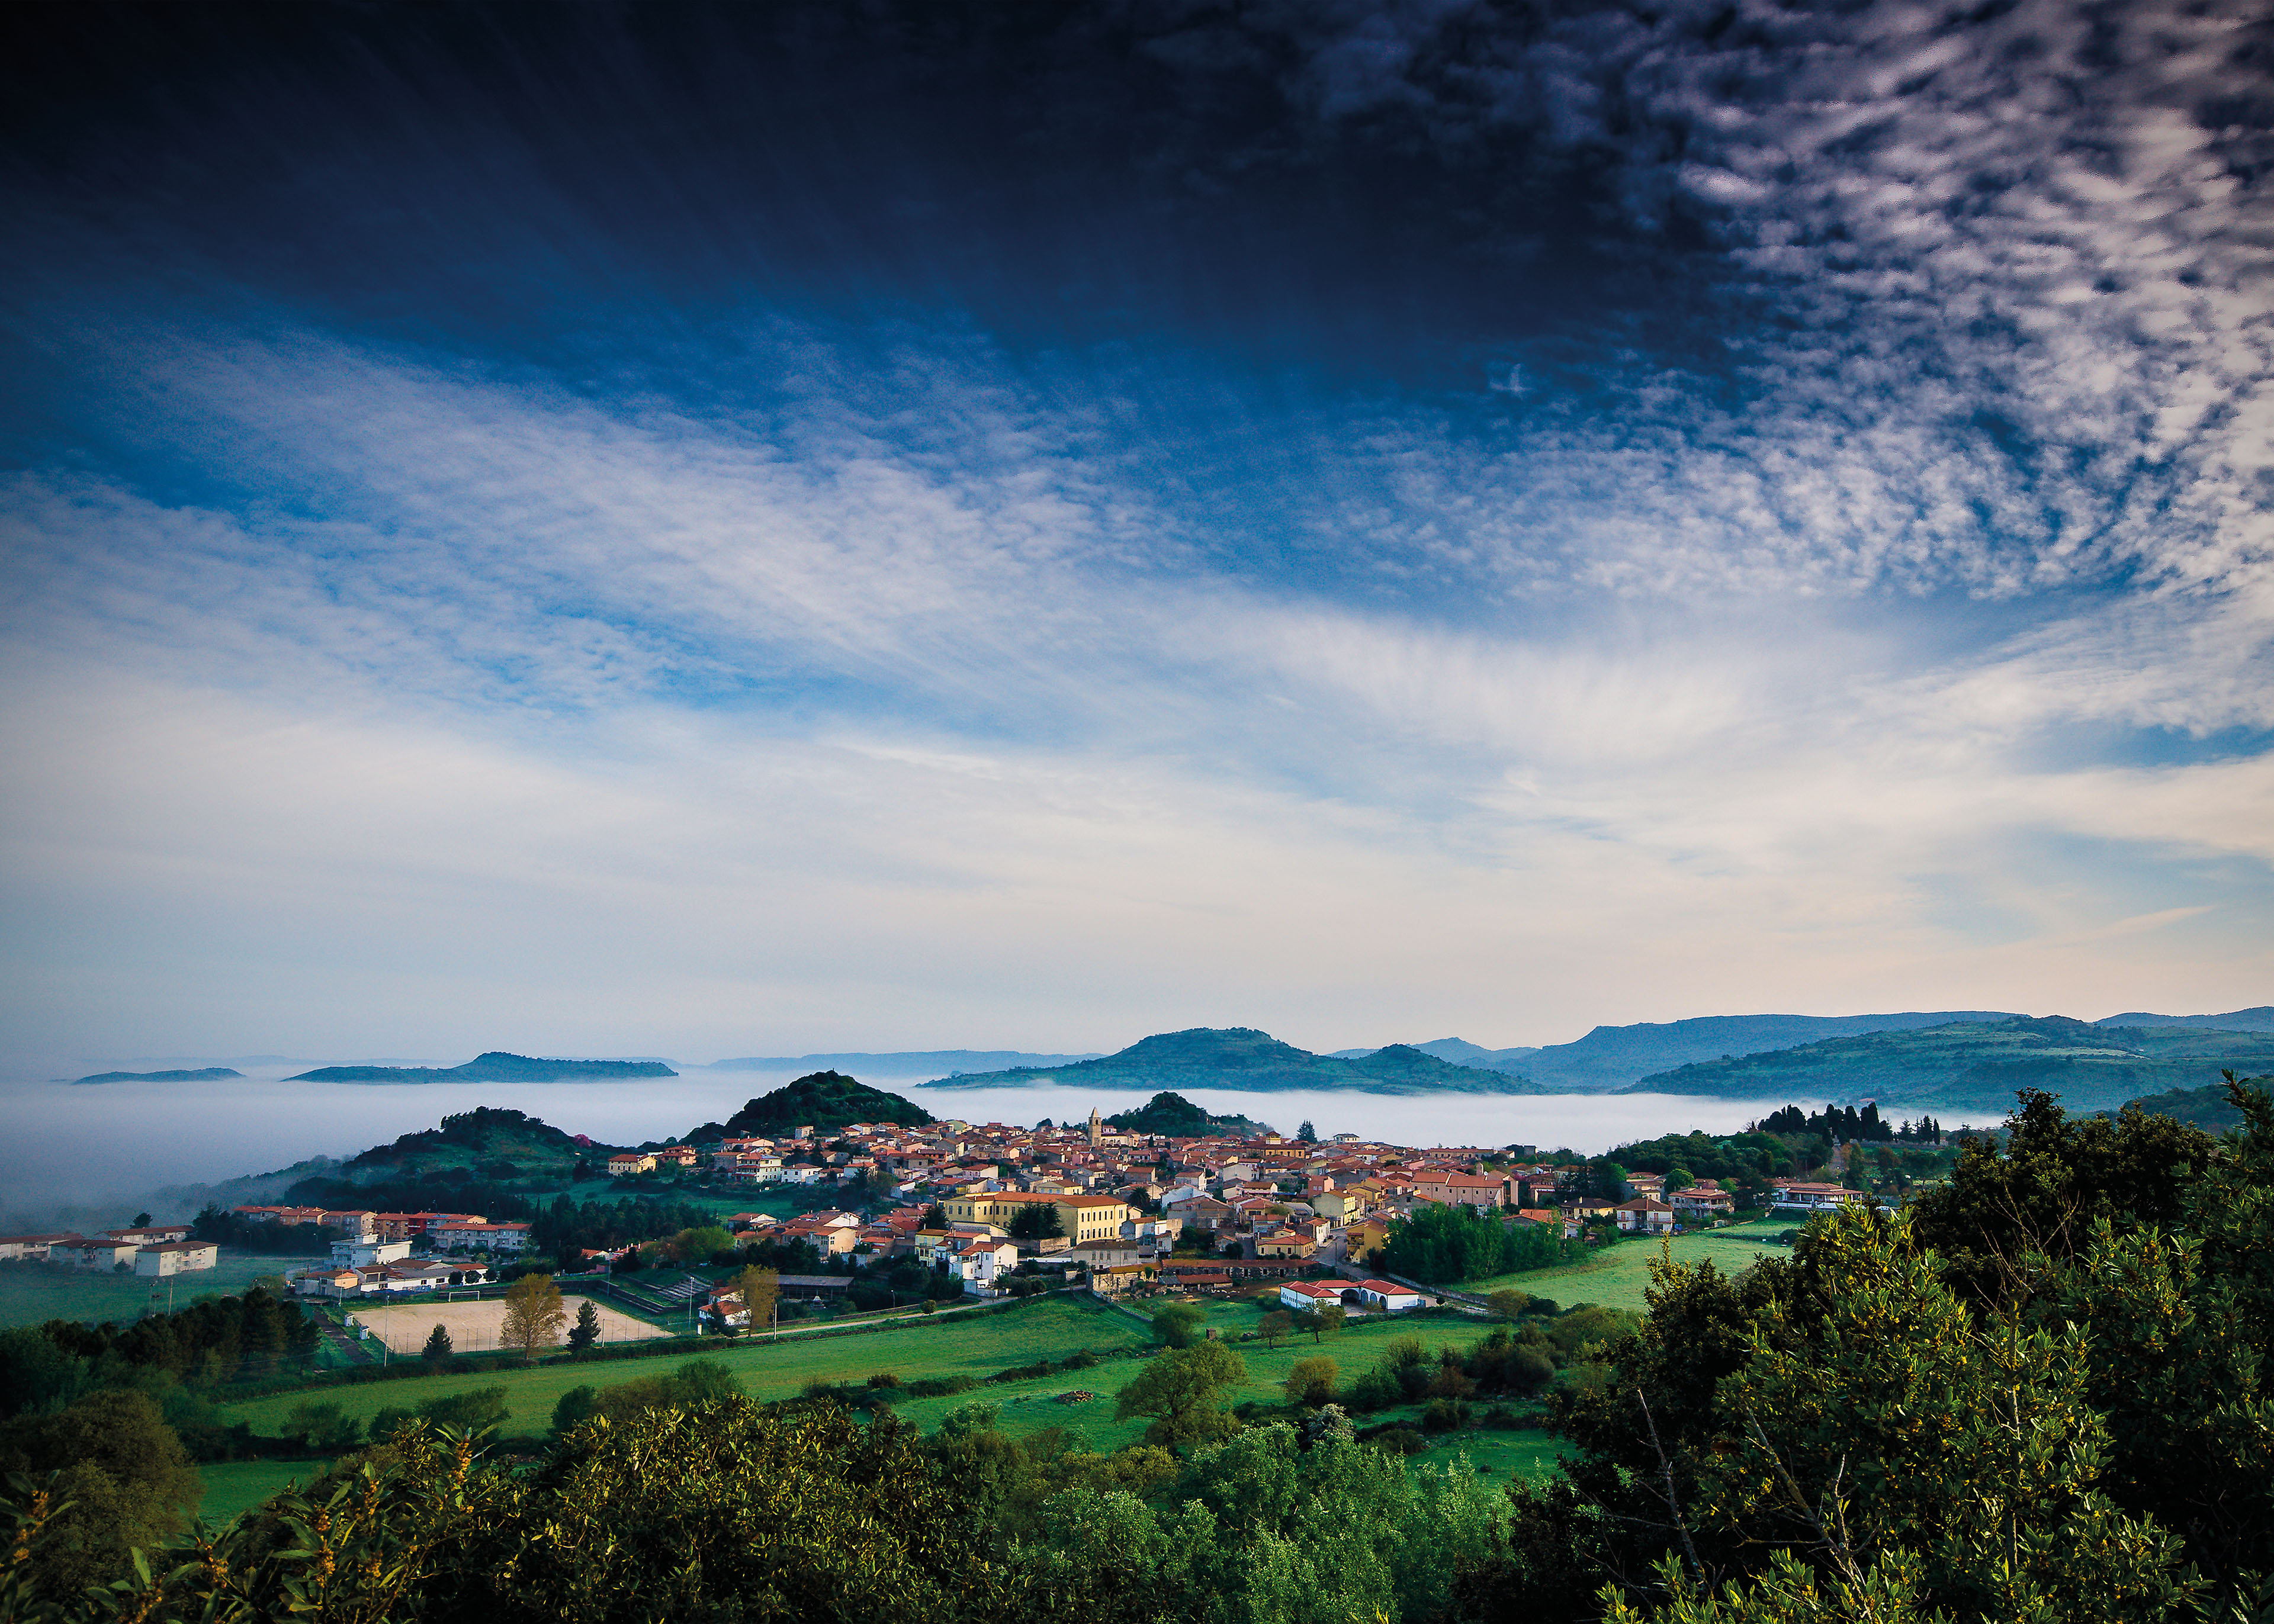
[290, 1051, 679, 1083]
[920, 1027, 1542, 1095]
[73, 1066, 245, 1084]
[706, 1049, 1104, 1074]
[2096, 1006, 2274, 1033]
[1622, 1015, 2274, 1113]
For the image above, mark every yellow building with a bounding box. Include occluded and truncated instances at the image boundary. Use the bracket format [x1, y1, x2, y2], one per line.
[941, 1191, 1132, 1243]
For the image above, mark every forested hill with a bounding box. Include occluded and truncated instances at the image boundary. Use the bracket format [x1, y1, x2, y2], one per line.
[1626, 1015, 2274, 1112]
[685, 1071, 934, 1142]
[288, 1051, 678, 1083]
[1103, 1091, 1274, 1137]
[922, 1028, 1542, 1094]
[72, 1066, 244, 1084]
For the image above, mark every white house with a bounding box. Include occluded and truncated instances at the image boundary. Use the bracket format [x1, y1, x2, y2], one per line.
[1352, 1279, 1425, 1312]
[332, 1237, 413, 1268]
[1615, 1197, 1676, 1234]
[134, 1242, 219, 1276]
[1278, 1281, 1345, 1311]
[953, 1237, 1019, 1293]
[428, 1220, 531, 1254]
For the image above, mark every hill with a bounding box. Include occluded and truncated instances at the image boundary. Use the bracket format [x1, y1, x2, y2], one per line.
[2096, 1006, 2274, 1033]
[1103, 1091, 1276, 1137]
[686, 1071, 935, 1142]
[1624, 1016, 2274, 1113]
[706, 1049, 1104, 1073]
[72, 1066, 244, 1084]
[341, 1107, 593, 1177]
[289, 1051, 678, 1083]
[2109, 1075, 2272, 1134]
[920, 1028, 1541, 1094]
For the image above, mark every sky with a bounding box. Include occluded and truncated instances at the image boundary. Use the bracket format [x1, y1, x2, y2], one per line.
[1, 0, 2269, 1068]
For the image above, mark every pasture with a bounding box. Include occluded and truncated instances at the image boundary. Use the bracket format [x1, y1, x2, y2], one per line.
[197, 1459, 330, 1524]
[1465, 1220, 1790, 1313]
[217, 1294, 1145, 1436]
[0, 1252, 319, 1330]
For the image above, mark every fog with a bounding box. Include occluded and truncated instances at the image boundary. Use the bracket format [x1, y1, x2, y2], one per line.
[0, 1059, 1841, 1227]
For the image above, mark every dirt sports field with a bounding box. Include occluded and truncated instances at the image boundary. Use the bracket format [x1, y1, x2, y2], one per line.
[349, 1296, 667, 1355]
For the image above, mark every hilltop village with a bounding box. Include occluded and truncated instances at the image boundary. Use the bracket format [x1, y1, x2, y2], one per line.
[161, 1096, 1862, 1315]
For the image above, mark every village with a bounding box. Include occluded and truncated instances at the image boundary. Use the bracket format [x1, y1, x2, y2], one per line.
[0, 1104, 1862, 1339]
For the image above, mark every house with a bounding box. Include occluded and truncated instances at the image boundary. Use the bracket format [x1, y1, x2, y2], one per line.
[318, 1211, 378, 1240]
[428, 1220, 532, 1254]
[781, 1220, 858, 1255]
[607, 1152, 659, 1177]
[654, 1144, 699, 1169]
[1165, 1194, 1232, 1233]
[54, 1236, 141, 1269]
[1670, 1182, 1736, 1220]
[1352, 1279, 1425, 1312]
[133, 1242, 219, 1276]
[1511, 1207, 1579, 1239]
[1412, 1171, 1510, 1210]
[952, 1237, 1020, 1292]
[0, 1234, 70, 1262]
[1615, 1197, 1676, 1234]
[1255, 1230, 1318, 1260]
[330, 1237, 414, 1267]
[1278, 1281, 1345, 1311]
[103, 1224, 194, 1246]
[1771, 1182, 1859, 1212]
[1071, 1238, 1139, 1270]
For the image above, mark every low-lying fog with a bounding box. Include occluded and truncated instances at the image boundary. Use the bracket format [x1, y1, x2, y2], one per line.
[0, 1060, 1834, 1229]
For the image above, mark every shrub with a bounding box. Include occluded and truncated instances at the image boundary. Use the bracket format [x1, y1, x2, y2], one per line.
[1420, 1397, 1472, 1434]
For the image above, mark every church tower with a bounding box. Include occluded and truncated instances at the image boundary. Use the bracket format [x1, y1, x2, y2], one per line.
[1087, 1105, 1102, 1147]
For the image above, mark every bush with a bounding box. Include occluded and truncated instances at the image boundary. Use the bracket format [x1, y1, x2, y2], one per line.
[902, 1374, 977, 1398]
[1369, 1425, 1427, 1455]
[1420, 1397, 1472, 1434]
[1345, 1366, 1400, 1413]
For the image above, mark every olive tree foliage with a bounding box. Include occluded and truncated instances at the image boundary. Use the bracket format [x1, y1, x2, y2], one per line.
[1114, 1340, 1247, 1448]
[1455, 1076, 2274, 1624]
[1016, 1422, 1504, 1624]
[1, 1404, 1014, 1624]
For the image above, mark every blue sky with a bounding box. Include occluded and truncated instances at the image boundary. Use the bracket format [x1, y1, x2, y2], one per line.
[2, 1, 2269, 1064]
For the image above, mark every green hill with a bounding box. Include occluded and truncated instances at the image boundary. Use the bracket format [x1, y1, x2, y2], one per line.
[290, 1051, 678, 1083]
[341, 1107, 592, 1177]
[73, 1066, 243, 1084]
[921, 1027, 1541, 1094]
[686, 1071, 934, 1142]
[1626, 1016, 2274, 1113]
[2109, 1076, 2272, 1134]
[1103, 1091, 1275, 1137]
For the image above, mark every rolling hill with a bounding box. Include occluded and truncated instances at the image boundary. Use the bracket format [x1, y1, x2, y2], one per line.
[289, 1051, 679, 1083]
[919, 1027, 1542, 1095]
[1623, 1015, 2274, 1114]
[685, 1071, 936, 1142]
[72, 1066, 245, 1084]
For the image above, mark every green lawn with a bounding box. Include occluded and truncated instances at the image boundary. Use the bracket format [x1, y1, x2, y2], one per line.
[0, 1253, 324, 1330]
[1465, 1221, 1790, 1313]
[197, 1459, 330, 1523]
[218, 1295, 1147, 1438]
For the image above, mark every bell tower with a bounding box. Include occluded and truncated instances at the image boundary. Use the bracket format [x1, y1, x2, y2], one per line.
[1087, 1105, 1102, 1147]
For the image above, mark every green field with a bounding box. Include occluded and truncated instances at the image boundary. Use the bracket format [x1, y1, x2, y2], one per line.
[0, 1252, 323, 1330]
[196, 1459, 332, 1523]
[1466, 1220, 1790, 1313]
[219, 1294, 1146, 1436]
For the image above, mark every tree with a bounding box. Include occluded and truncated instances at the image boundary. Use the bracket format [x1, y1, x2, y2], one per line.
[1487, 1288, 1531, 1321]
[1151, 1301, 1204, 1349]
[1284, 1356, 1338, 1406]
[567, 1298, 602, 1353]
[1114, 1340, 1247, 1448]
[732, 1265, 781, 1334]
[499, 1273, 567, 1361]
[1259, 1310, 1293, 1347]
[0, 1390, 201, 1606]
[1008, 1203, 1064, 1240]
[284, 1400, 362, 1452]
[131, 1212, 152, 1228]
[921, 1202, 948, 1229]
[422, 1323, 454, 1365]
[1663, 1166, 1693, 1193]
[665, 1225, 735, 1263]
[1316, 1304, 1346, 1338]
[1296, 1120, 1318, 1143]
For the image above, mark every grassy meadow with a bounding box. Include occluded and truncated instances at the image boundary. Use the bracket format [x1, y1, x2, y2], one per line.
[197, 1459, 332, 1523]
[1465, 1218, 1793, 1312]
[0, 1253, 322, 1330]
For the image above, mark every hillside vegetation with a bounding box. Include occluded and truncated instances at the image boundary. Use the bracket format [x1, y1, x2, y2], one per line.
[686, 1070, 936, 1141]
[1625, 1014, 2274, 1112]
[925, 1027, 1542, 1094]
[290, 1051, 677, 1083]
[1104, 1091, 1274, 1137]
